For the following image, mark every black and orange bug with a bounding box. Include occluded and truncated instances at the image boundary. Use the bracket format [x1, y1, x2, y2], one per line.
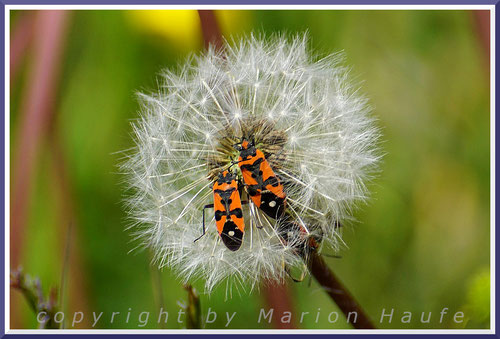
[194, 170, 245, 251]
[277, 217, 342, 282]
[234, 138, 287, 219]
[277, 218, 342, 257]
[268, 217, 318, 282]
[276, 217, 319, 258]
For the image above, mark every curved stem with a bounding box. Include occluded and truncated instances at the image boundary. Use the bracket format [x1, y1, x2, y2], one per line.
[309, 252, 375, 329]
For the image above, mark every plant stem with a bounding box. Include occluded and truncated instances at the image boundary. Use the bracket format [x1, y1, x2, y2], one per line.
[10, 269, 61, 329]
[262, 282, 296, 329]
[11, 10, 69, 269]
[149, 258, 166, 329]
[197, 10, 223, 51]
[471, 11, 490, 72]
[309, 252, 376, 329]
[10, 10, 72, 328]
[184, 285, 201, 329]
[10, 11, 35, 80]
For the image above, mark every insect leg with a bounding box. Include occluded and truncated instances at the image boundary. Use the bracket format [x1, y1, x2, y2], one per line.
[194, 203, 214, 242]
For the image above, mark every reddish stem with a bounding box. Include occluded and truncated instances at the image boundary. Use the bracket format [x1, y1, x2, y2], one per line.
[262, 281, 297, 329]
[10, 10, 90, 329]
[11, 10, 69, 269]
[472, 10, 490, 72]
[10, 11, 35, 81]
[309, 253, 375, 329]
[10, 11, 69, 328]
[197, 10, 224, 51]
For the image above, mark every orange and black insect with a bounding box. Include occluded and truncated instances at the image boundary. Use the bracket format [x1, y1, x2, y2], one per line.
[277, 217, 341, 282]
[276, 217, 319, 259]
[194, 170, 245, 251]
[235, 138, 286, 219]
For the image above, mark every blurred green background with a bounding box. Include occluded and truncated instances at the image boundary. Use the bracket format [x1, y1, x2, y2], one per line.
[10, 10, 490, 329]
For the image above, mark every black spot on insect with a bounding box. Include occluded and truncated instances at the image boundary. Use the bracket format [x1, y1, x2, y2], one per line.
[215, 210, 224, 221]
[246, 185, 260, 196]
[230, 208, 243, 219]
[264, 176, 279, 187]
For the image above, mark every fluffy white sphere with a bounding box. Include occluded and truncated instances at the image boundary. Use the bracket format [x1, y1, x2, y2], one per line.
[122, 34, 380, 293]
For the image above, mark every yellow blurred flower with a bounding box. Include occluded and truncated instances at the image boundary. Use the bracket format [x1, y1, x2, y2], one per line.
[126, 10, 251, 52]
[217, 10, 251, 36]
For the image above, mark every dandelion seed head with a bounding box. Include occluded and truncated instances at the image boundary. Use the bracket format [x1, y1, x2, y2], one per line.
[122, 33, 380, 294]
